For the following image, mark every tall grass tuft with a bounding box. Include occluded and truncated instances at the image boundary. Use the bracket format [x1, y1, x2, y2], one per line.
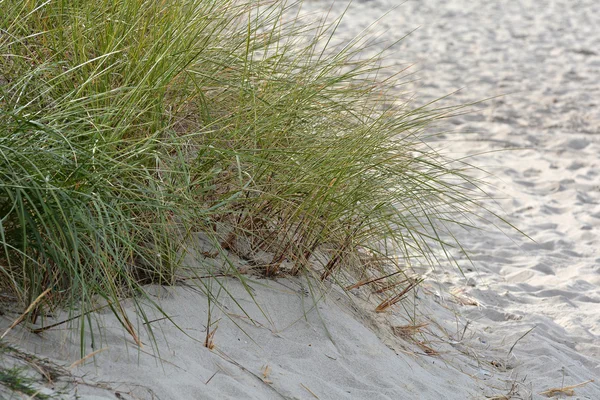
[1, 0, 500, 345]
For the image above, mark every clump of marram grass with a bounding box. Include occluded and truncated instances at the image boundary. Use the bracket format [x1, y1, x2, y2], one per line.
[1, 0, 499, 348]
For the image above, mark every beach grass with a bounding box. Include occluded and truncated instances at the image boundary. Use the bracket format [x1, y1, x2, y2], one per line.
[0, 0, 498, 348]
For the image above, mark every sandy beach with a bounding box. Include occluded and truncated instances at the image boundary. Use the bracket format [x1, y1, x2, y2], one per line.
[1, 0, 599, 399]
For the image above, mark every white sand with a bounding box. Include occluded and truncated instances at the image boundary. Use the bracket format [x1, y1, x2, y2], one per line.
[2, 0, 599, 399]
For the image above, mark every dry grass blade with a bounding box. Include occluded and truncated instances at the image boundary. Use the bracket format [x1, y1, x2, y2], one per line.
[539, 379, 594, 397]
[261, 365, 272, 384]
[485, 381, 521, 400]
[69, 348, 108, 369]
[345, 271, 403, 291]
[373, 279, 410, 294]
[112, 301, 142, 348]
[449, 288, 479, 306]
[31, 304, 109, 334]
[508, 326, 535, 357]
[375, 279, 422, 313]
[205, 370, 219, 385]
[391, 323, 438, 356]
[392, 323, 428, 338]
[416, 341, 439, 356]
[1, 288, 51, 339]
[300, 383, 320, 399]
[205, 327, 218, 350]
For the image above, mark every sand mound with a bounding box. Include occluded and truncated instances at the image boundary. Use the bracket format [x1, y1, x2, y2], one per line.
[2, 0, 599, 398]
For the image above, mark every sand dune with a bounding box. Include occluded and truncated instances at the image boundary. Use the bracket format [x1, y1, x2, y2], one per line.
[2, 0, 599, 398]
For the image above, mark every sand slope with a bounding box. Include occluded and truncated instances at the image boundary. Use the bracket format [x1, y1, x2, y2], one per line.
[2, 0, 600, 399]
[1, 274, 506, 399]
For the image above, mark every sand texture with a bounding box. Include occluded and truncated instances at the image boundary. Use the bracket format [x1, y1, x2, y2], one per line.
[2, 0, 600, 399]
